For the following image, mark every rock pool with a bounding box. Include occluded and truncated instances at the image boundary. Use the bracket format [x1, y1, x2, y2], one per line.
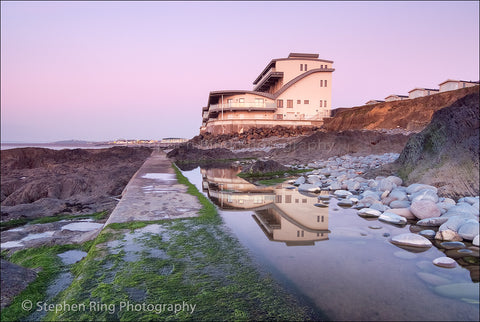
[181, 166, 479, 321]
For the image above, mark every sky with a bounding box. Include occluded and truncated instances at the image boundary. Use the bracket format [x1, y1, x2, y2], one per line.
[1, 1, 479, 142]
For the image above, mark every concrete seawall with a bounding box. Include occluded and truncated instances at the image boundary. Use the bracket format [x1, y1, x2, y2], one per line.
[104, 150, 201, 226]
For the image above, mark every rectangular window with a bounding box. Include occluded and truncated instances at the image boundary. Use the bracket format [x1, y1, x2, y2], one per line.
[285, 195, 292, 203]
[275, 195, 282, 203]
[321, 64, 324, 69]
[320, 80, 323, 87]
[304, 64, 307, 71]
[320, 100, 323, 107]
[287, 100, 293, 108]
[227, 99, 233, 107]
[321, 216, 324, 222]
[300, 64, 303, 71]
[304, 100, 309, 104]
[302, 199, 307, 203]
[297, 100, 301, 104]
[324, 100, 327, 107]
[277, 99, 283, 108]
[325, 80, 328, 87]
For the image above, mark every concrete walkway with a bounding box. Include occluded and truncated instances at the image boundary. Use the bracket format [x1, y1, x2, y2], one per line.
[104, 150, 201, 225]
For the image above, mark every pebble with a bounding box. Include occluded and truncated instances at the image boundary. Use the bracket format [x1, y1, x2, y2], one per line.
[433, 257, 457, 268]
[440, 241, 465, 249]
[419, 230, 436, 238]
[473, 235, 479, 247]
[390, 233, 432, 248]
[368, 225, 383, 229]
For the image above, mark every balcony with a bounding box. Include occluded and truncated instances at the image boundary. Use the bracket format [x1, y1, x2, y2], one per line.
[253, 71, 284, 92]
[208, 101, 277, 114]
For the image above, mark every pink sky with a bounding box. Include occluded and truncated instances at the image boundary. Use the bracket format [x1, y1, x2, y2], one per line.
[1, 1, 479, 142]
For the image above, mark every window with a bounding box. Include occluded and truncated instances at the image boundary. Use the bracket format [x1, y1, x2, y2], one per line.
[297, 100, 301, 104]
[304, 100, 309, 104]
[320, 100, 323, 107]
[302, 199, 307, 203]
[285, 195, 292, 203]
[297, 230, 304, 237]
[300, 64, 303, 71]
[304, 64, 307, 71]
[320, 80, 323, 87]
[255, 98, 263, 107]
[325, 80, 328, 87]
[227, 99, 233, 107]
[277, 99, 283, 108]
[275, 195, 282, 203]
[324, 100, 327, 107]
[321, 64, 324, 69]
[287, 100, 293, 108]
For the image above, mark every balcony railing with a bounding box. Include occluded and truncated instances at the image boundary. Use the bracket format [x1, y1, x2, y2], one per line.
[209, 101, 277, 112]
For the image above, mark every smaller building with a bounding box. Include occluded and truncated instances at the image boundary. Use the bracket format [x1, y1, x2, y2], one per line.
[438, 79, 479, 92]
[365, 99, 385, 105]
[384, 94, 408, 102]
[408, 87, 439, 99]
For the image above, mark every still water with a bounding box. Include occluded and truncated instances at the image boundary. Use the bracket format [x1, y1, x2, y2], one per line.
[180, 165, 479, 321]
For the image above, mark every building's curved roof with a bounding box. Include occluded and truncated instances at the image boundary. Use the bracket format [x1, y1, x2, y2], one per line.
[273, 68, 335, 98]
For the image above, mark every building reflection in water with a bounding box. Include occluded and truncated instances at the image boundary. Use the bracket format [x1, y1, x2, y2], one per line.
[201, 167, 330, 246]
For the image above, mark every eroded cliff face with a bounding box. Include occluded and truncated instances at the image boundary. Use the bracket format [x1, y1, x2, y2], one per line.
[394, 92, 479, 198]
[1, 146, 152, 220]
[324, 86, 479, 132]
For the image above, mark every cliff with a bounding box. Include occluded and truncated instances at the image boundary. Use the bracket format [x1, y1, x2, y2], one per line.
[394, 92, 479, 198]
[324, 86, 479, 132]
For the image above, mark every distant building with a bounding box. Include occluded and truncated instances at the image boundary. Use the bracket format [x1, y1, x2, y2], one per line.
[161, 138, 188, 144]
[200, 53, 334, 134]
[408, 87, 439, 99]
[384, 94, 409, 102]
[438, 79, 480, 92]
[365, 99, 385, 105]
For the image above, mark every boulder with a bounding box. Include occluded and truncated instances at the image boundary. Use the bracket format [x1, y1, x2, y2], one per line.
[410, 200, 441, 220]
[439, 215, 472, 232]
[457, 219, 479, 240]
[435, 229, 463, 241]
[473, 235, 479, 246]
[411, 189, 439, 203]
[293, 177, 306, 186]
[390, 200, 411, 209]
[298, 184, 321, 193]
[386, 176, 403, 186]
[357, 208, 382, 218]
[406, 183, 438, 195]
[443, 203, 479, 218]
[390, 233, 432, 248]
[388, 208, 416, 220]
[416, 216, 449, 227]
[379, 212, 407, 225]
[433, 257, 457, 268]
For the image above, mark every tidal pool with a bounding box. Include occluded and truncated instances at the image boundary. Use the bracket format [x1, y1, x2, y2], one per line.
[181, 166, 479, 321]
